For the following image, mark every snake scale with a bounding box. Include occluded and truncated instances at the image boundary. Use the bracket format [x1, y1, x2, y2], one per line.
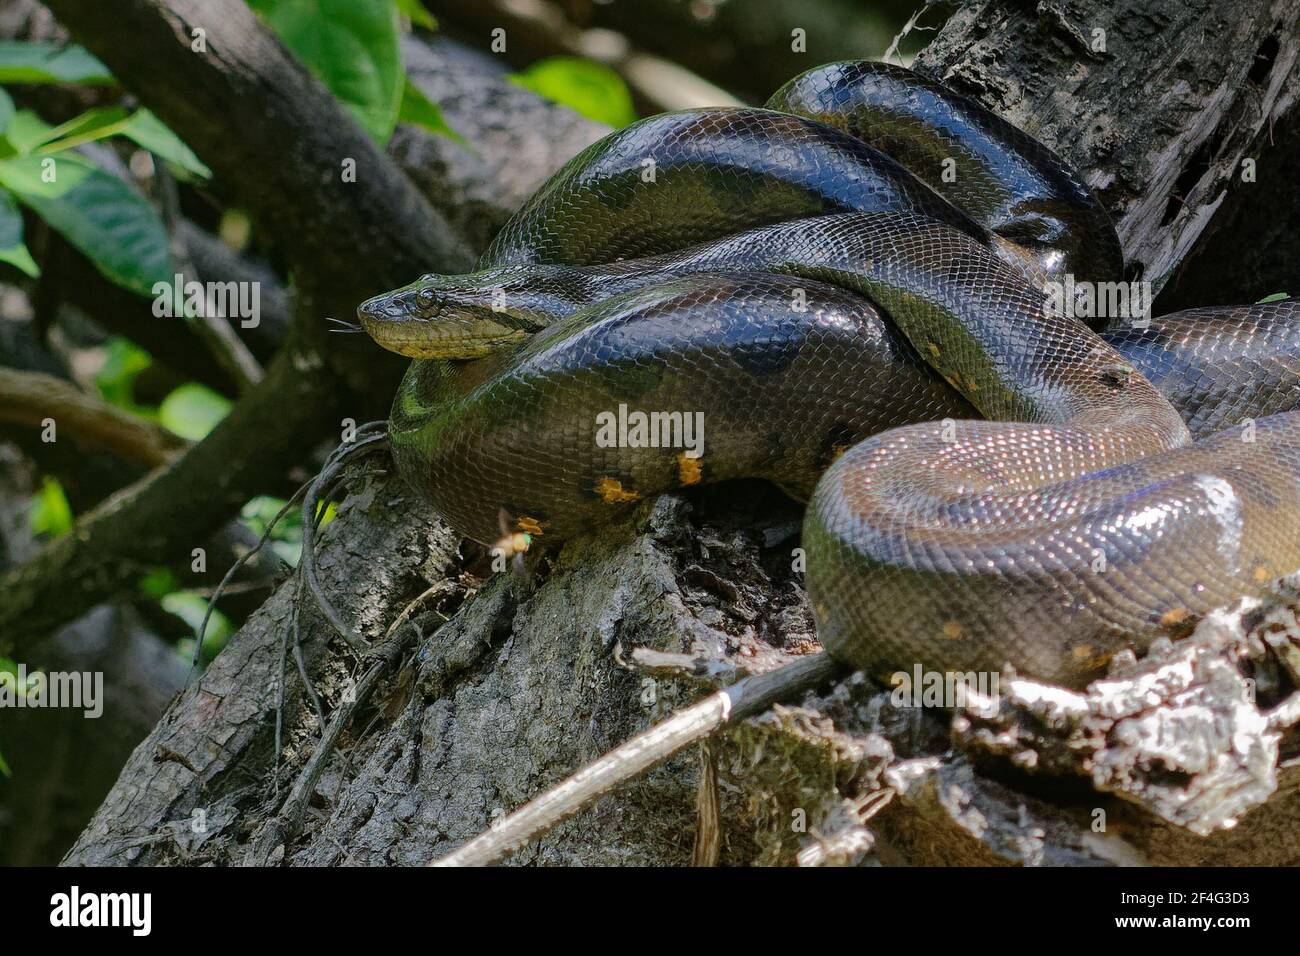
[359, 61, 1300, 689]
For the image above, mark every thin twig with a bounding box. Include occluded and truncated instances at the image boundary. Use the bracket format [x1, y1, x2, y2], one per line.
[190, 490, 302, 681]
[431, 652, 844, 866]
[691, 739, 721, 867]
[883, 1, 945, 66]
[293, 617, 327, 732]
[243, 586, 446, 866]
[273, 608, 291, 796]
[298, 427, 390, 655]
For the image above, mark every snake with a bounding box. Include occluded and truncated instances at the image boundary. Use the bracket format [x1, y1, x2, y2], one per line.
[358, 61, 1300, 689]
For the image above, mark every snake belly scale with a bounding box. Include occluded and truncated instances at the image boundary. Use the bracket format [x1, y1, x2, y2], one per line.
[362, 61, 1300, 689]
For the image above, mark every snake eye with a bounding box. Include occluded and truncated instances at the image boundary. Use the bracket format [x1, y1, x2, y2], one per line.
[415, 288, 439, 313]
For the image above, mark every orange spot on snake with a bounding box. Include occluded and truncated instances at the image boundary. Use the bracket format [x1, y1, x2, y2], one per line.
[1254, 565, 1272, 583]
[516, 516, 544, 536]
[676, 452, 703, 485]
[595, 477, 641, 503]
[941, 620, 963, 640]
[1070, 644, 1113, 670]
[1160, 607, 1191, 627]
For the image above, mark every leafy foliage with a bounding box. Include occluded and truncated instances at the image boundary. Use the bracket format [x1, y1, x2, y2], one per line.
[157, 383, 233, 440]
[0, 3, 450, 673]
[250, 0, 458, 144]
[0, 4, 457, 292]
[511, 57, 637, 127]
[0, 153, 171, 295]
[29, 476, 72, 538]
[240, 494, 334, 568]
[94, 337, 154, 416]
[164, 592, 233, 665]
[120, 110, 210, 179]
[0, 188, 37, 276]
[396, 0, 438, 30]
[0, 41, 112, 85]
[399, 78, 463, 142]
[249, 0, 405, 143]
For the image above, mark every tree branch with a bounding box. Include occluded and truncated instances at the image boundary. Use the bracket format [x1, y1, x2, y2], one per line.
[0, 0, 481, 647]
[41, 0, 473, 305]
[0, 351, 340, 652]
[0, 368, 187, 469]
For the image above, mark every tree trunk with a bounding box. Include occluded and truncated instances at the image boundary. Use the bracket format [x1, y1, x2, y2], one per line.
[65, 3, 1300, 866]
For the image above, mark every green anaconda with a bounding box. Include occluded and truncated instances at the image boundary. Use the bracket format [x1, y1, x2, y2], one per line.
[359, 61, 1300, 689]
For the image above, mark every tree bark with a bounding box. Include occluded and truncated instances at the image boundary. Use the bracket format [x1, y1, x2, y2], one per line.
[65, 4, 1300, 867]
[911, 0, 1300, 297]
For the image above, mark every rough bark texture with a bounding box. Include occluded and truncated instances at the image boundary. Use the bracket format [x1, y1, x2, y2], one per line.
[64, 3, 1300, 866]
[912, 0, 1300, 297]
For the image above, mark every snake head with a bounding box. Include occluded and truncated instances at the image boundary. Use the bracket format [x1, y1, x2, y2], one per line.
[357, 264, 585, 360]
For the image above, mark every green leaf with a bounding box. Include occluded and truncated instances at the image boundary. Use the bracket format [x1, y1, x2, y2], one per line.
[158, 382, 232, 440]
[2, 110, 53, 155]
[30, 476, 73, 538]
[139, 568, 179, 599]
[398, 78, 463, 142]
[162, 592, 232, 662]
[122, 110, 211, 179]
[240, 495, 292, 535]
[0, 153, 171, 295]
[249, 0, 403, 143]
[395, 0, 437, 29]
[33, 106, 132, 154]
[510, 57, 636, 128]
[0, 88, 14, 134]
[0, 102, 210, 177]
[317, 500, 338, 528]
[0, 240, 38, 277]
[0, 189, 39, 277]
[0, 41, 113, 85]
[1257, 292, 1291, 303]
[95, 336, 154, 413]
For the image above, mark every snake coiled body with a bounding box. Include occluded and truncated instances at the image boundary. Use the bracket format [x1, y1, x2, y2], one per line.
[766, 61, 1124, 285]
[482, 106, 987, 268]
[364, 62, 1300, 688]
